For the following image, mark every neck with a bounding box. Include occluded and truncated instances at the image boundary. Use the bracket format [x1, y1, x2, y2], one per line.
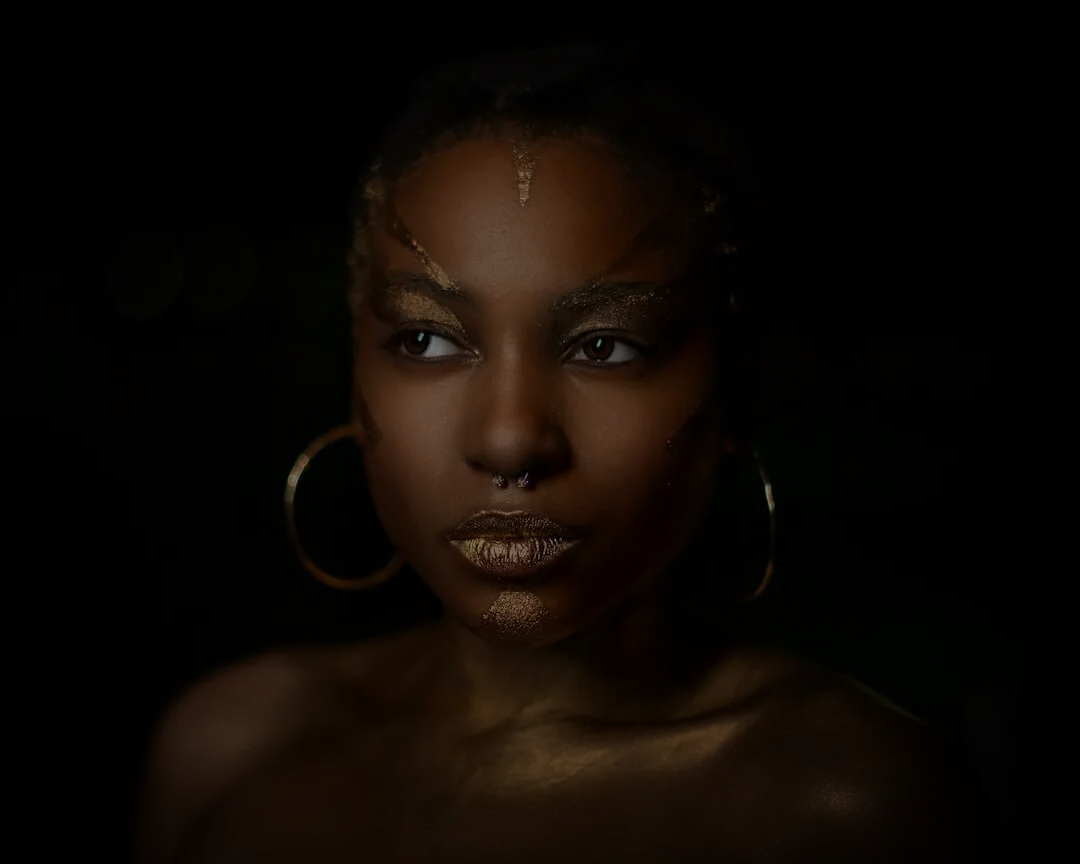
[436, 578, 733, 729]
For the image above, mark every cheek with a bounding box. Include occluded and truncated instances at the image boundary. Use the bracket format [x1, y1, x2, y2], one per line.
[356, 336, 440, 527]
[351, 338, 465, 544]
[542, 355, 721, 626]
[567, 347, 720, 526]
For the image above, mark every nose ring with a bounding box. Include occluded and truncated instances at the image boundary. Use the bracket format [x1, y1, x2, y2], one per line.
[492, 472, 534, 489]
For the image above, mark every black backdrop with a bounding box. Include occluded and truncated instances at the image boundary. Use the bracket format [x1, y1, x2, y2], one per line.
[15, 28, 1058, 862]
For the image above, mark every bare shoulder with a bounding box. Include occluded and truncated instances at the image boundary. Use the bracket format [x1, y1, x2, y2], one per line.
[718, 644, 1003, 862]
[136, 650, 326, 862]
[136, 627, 436, 863]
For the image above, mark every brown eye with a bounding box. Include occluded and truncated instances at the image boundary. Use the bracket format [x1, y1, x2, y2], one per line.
[570, 334, 643, 365]
[401, 331, 432, 356]
[394, 330, 465, 360]
[582, 336, 616, 362]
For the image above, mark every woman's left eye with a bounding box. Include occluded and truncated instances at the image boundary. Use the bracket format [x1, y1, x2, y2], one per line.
[569, 335, 644, 365]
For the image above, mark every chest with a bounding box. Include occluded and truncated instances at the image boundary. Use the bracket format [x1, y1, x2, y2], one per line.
[187, 716, 773, 864]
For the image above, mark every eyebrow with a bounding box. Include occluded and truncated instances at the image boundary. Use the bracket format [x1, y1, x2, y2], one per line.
[550, 280, 670, 313]
[379, 268, 469, 299]
[379, 269, 668, 311]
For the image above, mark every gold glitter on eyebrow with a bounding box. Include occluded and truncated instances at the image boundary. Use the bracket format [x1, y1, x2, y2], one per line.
[551, 282, 670, 313]
[511, 142, 537, 207]
[373, 285, 465, 333]
[384, 291, 460, 328]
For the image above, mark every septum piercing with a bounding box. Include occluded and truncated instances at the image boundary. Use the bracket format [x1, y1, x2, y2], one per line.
[491, 472, 533, 489]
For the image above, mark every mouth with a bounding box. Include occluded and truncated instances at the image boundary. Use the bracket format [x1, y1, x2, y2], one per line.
[446, 511, 581, 577]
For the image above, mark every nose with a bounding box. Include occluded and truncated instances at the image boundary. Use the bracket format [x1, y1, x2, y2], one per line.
[462, 353, 571, 485]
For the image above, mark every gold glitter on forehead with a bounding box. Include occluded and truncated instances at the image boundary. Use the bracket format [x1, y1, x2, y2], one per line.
[581, 194, 740, 291]
[585, 210, 687, 289]
[511, 142, 537, 207]
[363, 176, 458, 293]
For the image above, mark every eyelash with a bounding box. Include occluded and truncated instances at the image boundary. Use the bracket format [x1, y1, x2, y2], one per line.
[385, 326, 649, 367]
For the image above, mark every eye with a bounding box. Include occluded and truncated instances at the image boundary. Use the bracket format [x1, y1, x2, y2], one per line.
[569, 334, 644, 366]
[395, 330, 466, 360]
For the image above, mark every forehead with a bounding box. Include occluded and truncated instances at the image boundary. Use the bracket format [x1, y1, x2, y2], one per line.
[377, 134, 685, 291]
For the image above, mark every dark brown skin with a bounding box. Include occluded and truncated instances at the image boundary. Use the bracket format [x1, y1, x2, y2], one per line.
[137, 132, 993, 862]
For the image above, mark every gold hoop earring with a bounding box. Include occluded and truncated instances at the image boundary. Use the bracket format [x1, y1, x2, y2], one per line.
[284, 424, 404, 590]
[746, 450, 776, 601]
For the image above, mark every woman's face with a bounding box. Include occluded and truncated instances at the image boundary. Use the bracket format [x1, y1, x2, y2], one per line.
[353, 133, 728, 645]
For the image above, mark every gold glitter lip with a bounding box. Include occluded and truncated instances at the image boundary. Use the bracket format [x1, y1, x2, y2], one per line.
[447, 511, 580, 576]
[450, 536, 579, 576]
[447, 510, 576, 539]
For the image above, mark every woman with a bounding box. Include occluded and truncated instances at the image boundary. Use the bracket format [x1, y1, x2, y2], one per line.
[138, 42, 997, 862]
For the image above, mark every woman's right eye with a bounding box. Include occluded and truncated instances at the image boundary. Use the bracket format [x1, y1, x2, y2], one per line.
[393, 330, 466, 360]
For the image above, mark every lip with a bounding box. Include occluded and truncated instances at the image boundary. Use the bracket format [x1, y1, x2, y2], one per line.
[446, 511, 581, 578]
[447, 511, 579, 541]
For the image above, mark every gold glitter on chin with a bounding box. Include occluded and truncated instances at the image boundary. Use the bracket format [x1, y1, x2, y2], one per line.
[511, 142, 537, 207]
[480, 589, 562, 643]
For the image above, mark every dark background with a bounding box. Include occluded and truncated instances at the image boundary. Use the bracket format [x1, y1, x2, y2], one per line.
[14, 29, 1057, 861]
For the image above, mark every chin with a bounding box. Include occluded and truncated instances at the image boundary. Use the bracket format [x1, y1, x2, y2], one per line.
[435, 581, 577, 648]
[426, 548, 658, 649]
[469, 586, 576, 647]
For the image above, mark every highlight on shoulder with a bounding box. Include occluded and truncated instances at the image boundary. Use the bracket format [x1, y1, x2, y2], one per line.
[726, 661, 1000, 862]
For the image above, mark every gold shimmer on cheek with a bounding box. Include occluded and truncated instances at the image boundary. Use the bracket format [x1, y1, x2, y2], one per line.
[510, 142, 537, 207]
[481, 590, 558, 641]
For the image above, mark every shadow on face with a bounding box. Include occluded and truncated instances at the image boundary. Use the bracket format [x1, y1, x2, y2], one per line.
[351, 130, 733, 646]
